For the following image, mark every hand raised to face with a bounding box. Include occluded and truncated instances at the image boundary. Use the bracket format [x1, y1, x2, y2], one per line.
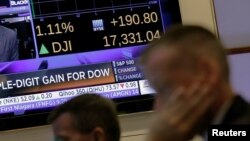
[148, 83, 217, 141]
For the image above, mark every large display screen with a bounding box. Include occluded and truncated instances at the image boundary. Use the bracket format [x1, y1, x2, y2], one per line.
[0, 0, 181, 130]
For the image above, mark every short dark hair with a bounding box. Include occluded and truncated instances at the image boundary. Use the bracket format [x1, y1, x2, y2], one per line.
[48, 94, 120, 141]
[141, 25, 229, 81]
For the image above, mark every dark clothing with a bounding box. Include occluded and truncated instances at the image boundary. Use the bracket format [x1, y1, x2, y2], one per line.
[222, 96, 250, 124]
[0, 25, 19, 62]
[203, 96, 250, 141]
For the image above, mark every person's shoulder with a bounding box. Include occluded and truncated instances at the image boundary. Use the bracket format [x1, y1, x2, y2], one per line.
[234, 105, 250, 124]
[230, 96, 250, 124]
[243, 100, 250, 120]
[0, 25, 17, 38]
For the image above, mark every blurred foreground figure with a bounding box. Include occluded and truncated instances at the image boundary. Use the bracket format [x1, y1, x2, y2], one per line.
[48, 94, 120, 141]
[141, 25, 250, 141]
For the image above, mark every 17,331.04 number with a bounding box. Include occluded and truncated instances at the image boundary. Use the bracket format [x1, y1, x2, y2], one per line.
[103, 30, 160, 47]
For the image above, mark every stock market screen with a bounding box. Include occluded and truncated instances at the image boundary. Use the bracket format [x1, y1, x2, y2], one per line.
[33, 0, 164, 57]
[0, 0, 181, 129]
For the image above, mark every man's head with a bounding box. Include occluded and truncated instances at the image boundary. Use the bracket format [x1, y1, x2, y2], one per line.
[48, 94, 120, 141]
[141, 25, 230, 110]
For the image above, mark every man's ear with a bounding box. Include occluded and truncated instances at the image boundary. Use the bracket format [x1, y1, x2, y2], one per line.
[196, 56, 220, 86]
[90, 127, 106, 141]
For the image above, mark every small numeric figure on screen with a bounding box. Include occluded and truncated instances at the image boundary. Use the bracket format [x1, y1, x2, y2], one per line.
[0, 25, 19, 62]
